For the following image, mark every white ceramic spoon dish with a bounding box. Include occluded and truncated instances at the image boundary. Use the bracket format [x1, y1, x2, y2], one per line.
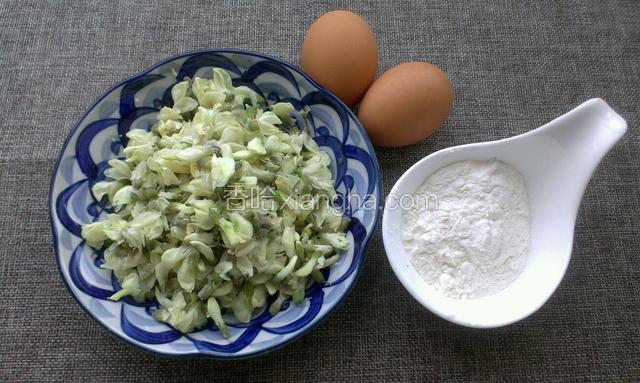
[383, 98, 627, 327]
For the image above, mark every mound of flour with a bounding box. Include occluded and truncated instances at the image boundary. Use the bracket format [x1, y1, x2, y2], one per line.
[401, 159, 530, 299]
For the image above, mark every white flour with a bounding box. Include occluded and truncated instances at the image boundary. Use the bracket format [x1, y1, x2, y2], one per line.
[401, 159, 530, 299]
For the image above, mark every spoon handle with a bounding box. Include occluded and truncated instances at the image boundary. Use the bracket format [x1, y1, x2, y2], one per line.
[534, 98, 627, 174]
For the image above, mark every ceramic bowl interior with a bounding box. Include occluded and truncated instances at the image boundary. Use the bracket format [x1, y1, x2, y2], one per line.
[49, 49, 381, 358]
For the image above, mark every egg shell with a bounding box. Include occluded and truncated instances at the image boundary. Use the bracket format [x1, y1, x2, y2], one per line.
[358, 62, 453, 147]
[302, 10, 378, 106]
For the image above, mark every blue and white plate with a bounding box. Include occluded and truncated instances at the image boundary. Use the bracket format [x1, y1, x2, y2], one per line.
[49, 49, 382, 358]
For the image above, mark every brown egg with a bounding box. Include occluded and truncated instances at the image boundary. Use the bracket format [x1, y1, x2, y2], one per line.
[358, 62, 453, 147]
[301, 11, 378, 106]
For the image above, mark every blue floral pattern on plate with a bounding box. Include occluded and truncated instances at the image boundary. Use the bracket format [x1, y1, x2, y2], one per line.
[49, 49, 382, 358]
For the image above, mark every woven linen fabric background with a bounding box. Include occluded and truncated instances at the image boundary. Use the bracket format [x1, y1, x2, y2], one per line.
[1, 0, 638, 381]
